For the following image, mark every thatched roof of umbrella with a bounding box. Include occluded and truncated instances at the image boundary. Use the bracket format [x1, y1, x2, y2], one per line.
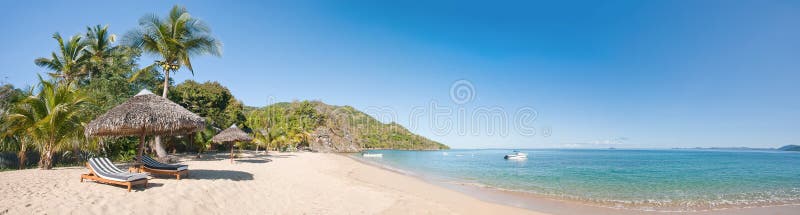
[211, 124, 252, 143]
[85, 89, 205, 137]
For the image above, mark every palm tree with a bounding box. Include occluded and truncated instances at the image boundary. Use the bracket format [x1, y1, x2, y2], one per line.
[271, 135, 289, 152]
[252, 129, 272, 154]
[34, 33, 90, 84]
[125, 5, 221, 159]
[1, 87, 34, 169]
[193, 124, 217, 156]
[0, 125, 34, 169]
[126, 5, 221, 97]
[5, 76, 90, 169]
[84, 25, 117, 78]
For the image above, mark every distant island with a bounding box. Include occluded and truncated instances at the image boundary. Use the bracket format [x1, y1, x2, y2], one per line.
[245, 101, 449, 152]
[671, 145, 800, 152]
[778, 145, 800, 151]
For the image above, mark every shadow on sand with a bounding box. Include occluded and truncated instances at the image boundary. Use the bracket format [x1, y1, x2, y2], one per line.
[83, 181, 164, 192]
[191, 153, 233, 161]
[266, 154, 297, 159]
[186, 169, 254, 181]
[235, 159, 272, 163]
[189, 151, 287, 161]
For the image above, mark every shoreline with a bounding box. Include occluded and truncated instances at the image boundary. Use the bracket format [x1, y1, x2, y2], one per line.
[0, 151, 542, 214]
[345, 153, 800, 215]
[1, 151, 797, 214]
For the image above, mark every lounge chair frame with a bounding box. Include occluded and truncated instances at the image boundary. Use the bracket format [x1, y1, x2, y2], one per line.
[80, 162, 148, 192]
[136, 156, 189, 180]
[136, 166, 189, 180]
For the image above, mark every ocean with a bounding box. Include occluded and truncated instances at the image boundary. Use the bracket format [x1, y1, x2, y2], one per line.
[352, 149, 800, 211]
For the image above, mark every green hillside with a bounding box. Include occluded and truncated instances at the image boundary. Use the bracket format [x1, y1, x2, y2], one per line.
[245, 101, 449, 152]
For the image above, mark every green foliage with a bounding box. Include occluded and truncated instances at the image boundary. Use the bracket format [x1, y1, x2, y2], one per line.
[169, 80, 245, 128]
[3, 77, 91, 169]
[125, 4, 222, 97]
[2, 5, 223, 168]
[3, 23, 165, 169]
[0, 85, 33, 168]
[246, 101, 448, 151]
[1, 4, 448, 171]
[34, 33, 90, 84]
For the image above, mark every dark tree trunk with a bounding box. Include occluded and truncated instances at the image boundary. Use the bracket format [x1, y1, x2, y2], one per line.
[39, 147, 54, 170]
[73, 141, 81, 163]
[17, 146, 26, 170]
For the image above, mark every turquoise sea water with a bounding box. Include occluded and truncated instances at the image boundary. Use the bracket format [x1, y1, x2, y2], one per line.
[353, 149, 800, 211]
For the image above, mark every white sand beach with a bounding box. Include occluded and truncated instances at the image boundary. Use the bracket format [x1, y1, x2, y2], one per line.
[2, 152, 798, 215]
[0, 152, 541, 215]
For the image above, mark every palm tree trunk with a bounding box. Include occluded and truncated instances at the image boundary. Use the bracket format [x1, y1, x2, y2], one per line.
[162, 67, 171, 97]
[40, 144, 54, 170]
[152, 67, 171, 159]
[138, 131, 146, 160]
[72, 141, 81, 163]
[153, 136, 168, 159]
[18, 144, 26, 170]
[230, 142, 234, 163]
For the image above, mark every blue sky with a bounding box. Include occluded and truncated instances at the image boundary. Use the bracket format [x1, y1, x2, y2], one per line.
[1, 0, 798, 149]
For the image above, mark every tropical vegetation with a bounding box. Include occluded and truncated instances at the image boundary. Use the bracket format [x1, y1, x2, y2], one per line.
[245, 101, 448, 152]
[0, 4, 446, 171]
[125, 5, 222, 159]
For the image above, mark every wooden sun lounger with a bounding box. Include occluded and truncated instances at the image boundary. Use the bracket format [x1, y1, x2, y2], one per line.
[80, 158, 148, 192]
[137, 156, 189, 180]
[138, 167, 189, 180]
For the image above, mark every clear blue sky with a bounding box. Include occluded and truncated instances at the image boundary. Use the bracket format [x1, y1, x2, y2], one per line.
[2, 0, 798, 149]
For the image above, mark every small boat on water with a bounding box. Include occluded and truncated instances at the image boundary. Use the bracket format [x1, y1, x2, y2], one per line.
[504, 151, 527, 160]
[362, 153, 383, 158]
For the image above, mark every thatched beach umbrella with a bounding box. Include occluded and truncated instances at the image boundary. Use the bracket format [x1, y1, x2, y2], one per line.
[211, 124, 252, 163]
[85, 89, 205, 161]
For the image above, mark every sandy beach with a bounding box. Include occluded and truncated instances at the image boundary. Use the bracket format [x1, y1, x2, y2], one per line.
[1, 152, 798, 215]
[0, 152, 540, 215]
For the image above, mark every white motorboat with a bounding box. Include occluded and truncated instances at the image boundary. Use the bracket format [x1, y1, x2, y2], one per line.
[362, 153, 383, 158]
[504, 151, 527, 160]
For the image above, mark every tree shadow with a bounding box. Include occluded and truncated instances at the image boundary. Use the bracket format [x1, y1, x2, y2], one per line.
[186, 169, 254, 181]
[82, 181, 163, 191]
[266, 154, 297, 159]
[236, 159, 272, 163]
[191, 153, 232, 161]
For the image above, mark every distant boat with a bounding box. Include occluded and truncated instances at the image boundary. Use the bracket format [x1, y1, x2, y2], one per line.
[442, 152, 449, 156]
[363, 153, 383, 158]
[504, 151, 527, 160]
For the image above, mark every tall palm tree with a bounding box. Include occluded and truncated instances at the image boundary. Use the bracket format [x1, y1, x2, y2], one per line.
[34, 33, 90, 84]
[5, 76, 90, 169]
[84, 25, 117, 78]
[126, 5, 221, 97]
[125, 5, 221, 159]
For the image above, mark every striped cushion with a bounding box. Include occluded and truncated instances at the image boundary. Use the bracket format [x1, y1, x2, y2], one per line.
[139, 155, 188, 171]
[88, 158, 148, 182]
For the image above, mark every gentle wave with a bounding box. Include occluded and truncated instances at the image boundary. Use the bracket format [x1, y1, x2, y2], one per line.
[445, 180, 800, 212]
[353, 149, 800, 212]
